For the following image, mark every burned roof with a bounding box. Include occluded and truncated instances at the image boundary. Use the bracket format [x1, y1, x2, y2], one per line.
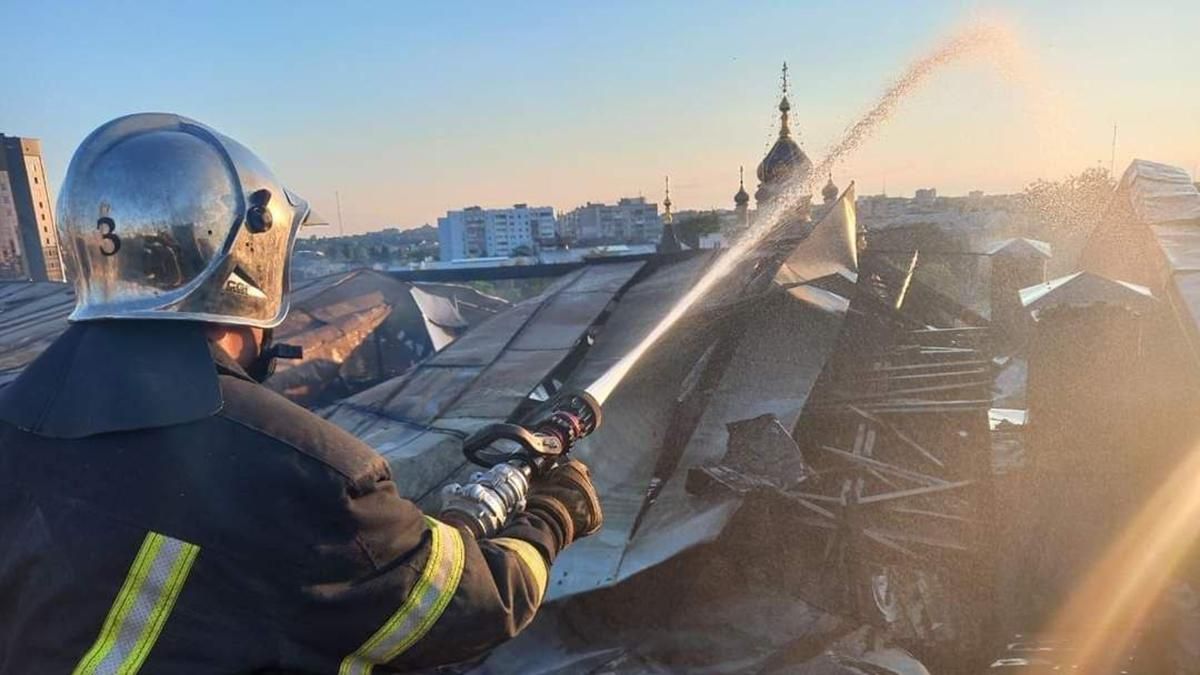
[456, 188, 997, 672]
[268, 269, 507, 405]
[322, 191, 865, 606]
[0, 269, 507, 406]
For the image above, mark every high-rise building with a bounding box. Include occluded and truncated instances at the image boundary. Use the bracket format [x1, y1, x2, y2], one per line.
[437, 203, 555, 261]
[560, 197, 661, 245]
[0, 135, 65, 281]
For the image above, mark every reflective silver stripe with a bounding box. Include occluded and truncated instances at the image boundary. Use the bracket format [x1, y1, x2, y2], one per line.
[339, 518, 466, 675]
[74, 532, 200, 675]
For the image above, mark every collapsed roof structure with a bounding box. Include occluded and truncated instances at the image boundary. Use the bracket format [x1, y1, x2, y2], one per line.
[323, 185, 999, 672]
[267, 269, 508, 405]
[982, 160, 1200, 671]
[1081, 159, 1200, 368]
[0, 270, 507, 405]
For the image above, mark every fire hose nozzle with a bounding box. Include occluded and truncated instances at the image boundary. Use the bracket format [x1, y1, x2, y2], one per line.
[442, 390, 603, 538]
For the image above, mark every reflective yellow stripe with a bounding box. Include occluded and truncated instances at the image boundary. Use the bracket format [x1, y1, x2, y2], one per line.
[73, 531, 200, 675]
[491, 537, 549, 606]
[339, 517, 466, 675]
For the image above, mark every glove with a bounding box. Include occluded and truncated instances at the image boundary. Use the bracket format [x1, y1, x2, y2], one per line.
[525, 459, 603, 547]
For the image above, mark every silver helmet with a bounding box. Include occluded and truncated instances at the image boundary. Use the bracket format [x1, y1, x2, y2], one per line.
[57, 113, 320, 328]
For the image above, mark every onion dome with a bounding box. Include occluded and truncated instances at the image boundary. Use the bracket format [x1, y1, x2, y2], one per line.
[755, 92, 812, 185]
[822, 174, 839, 203]
[734, 166, 750, 206]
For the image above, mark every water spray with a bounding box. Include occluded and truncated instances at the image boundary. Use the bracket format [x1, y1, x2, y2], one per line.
[587, 20, 1028, 406]
[443, 19, 1033, 537]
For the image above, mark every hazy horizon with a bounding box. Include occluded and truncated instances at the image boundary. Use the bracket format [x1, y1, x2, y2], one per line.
[3, 1, 1197, 235]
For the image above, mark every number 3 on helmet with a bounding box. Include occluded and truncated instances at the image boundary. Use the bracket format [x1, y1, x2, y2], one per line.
[56, 113, 326, 328]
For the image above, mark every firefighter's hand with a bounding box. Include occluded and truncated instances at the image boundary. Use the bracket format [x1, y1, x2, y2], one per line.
[526, 459, 603, 546]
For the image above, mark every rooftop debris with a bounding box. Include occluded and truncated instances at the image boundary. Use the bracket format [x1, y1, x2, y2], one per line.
[315, 187, 1014, 671]
[3, 159, 1199, 670]
[985, 238, 1053, 259]
[0, 269, 506, 405]
[1019, 271, 1155, 319]
[267, 269, 507, 404]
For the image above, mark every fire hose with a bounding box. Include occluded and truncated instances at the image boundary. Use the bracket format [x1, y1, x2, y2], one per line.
[440, 390, 602, 538]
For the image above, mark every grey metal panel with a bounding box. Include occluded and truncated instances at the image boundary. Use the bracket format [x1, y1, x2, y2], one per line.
[507, 262, 643, 351]
[613, 296, 846, 584]
[324, 262, 646, 504]
[1020, 272, 1155, 314]
[0, 282, 75, 386]
[1119, 160, 1200, 225]
[422, 271, 585, 368]
[505, 291, 610, 352]
[506, 290, 613, 352]
[1170, 273, 1200, 341]
[775, 184, 858, 287]
[408, 285, 468, 329]
[1153, 224, 1200, 272]
[358, 366, 484, 425]
[553, 261, 644, 294]
[545, 258, 720, 597]
[565, 254, 715, 389]
[986, 238, 1053, 259]
[444, 348, 574, 419]
[427, 301, 545, 367]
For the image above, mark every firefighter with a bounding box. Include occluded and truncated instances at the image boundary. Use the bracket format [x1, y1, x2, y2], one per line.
[0, 113, 602, 673]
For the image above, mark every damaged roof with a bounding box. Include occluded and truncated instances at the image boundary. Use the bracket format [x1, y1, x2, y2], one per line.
[473, 187, 994, 673]
[0, 269, 507, 405]
[267, 269, 507, 404]
[1118, 160, 1200, 226]
[323, 188, 862, 602]
[1019, 271, 1155, 318]
[1081, 159, 1200, 367]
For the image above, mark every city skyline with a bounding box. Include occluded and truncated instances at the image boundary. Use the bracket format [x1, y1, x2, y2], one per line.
[3, 1, 1198, 235]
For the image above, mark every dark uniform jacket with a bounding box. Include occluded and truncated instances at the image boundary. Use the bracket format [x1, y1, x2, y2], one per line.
[0, 321, 565, 674]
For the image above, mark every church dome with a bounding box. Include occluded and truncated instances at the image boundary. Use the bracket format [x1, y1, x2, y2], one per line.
[734, 166, 750, 205]
[756, 95, 812, 185]
[734, 184, 750, 205]
[822, 175, 839, 202]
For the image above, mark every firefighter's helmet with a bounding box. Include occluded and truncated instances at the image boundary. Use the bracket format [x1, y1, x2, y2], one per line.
[57, 113, 321, 328]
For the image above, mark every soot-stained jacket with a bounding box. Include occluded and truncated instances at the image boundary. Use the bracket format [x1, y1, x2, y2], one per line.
[0, 321, 565, 674]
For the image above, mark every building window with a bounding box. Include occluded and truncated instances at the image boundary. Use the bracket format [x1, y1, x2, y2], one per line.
[33, 177, 38, 184]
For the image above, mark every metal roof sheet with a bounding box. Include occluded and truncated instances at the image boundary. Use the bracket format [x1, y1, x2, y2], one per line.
[321, 262, 646, 499]
[986, 237, 1053, 259]
[1119, 159, 1200, 226]
[1019, 271, 1155, 316]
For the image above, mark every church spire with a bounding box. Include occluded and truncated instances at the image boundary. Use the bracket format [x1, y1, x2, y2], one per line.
[734, 165, 750, 206]
[822, 170, 839, 204]
[658, 175, 682, 253]
[663, 176, 673, 225]
[778, 61, 792, 138]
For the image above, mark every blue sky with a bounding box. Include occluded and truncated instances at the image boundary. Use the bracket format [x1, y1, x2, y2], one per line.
[3, 1, 1197, 233]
